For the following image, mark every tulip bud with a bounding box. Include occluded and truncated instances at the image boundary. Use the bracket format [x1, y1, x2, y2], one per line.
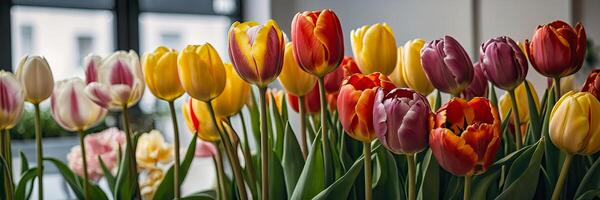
[288, 83, 320, 114]
[461, 62, 488, 100]
[0, 71, 25, 130]
[182, 98, 221, 142]
[143, 46, 184, 101]
[212, 63, 251, 117]
[480, 36, 528, 91]
[351, 23, 397, 75]
[429, 97, 501, 176]
[291, 9, 344, 77]
[389, 47, 408, 88]
[229, 20, 285, 87]
[178, 44, 227, 102]
[401, 39, 435, 95]
[525, 20, 587, 78]
[51, 78, 108, 132]
[278, 43, 317, 97]
[338, 73, 396, 142]
[16, 55, 54, 104]
[84, 51, 145, 110]
[582, 69, 600, 100]
[341, 56, 361, 77]
[550, 91, 600, 155]
[373, 88, 433, 154]
[499, 80, 540, 125]
[421, 36, 474, 96]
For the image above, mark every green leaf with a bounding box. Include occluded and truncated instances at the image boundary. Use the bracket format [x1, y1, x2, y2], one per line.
[417, 149, 439, 200]
[471, 169, 501, 199]
[98, 156, 116, 193]
[15, 167, 37, 200]
[313, 153, 364, 200]
[181, 190, 217, 200]
[290, 132, 325, 200]
[44, 157, 109, 200]
[114, 143, 135, 200]
[495, 138, 545, 200]
[372, 148, 400, 199]
[576, 189, 600, 200]
[249, 90, 261, 150]
[270, 94, 285, 160]
[19, 151, 29, 174]
[523, 82, 541, 140]
[575, 155, 600, 198]
[435, 90, 442, 111]
[489, 83, 499, 109]
[542, 88, 561, 188]
[153, 136, 198, 200]
[269, 148, 287, 199]
[282, 123, 305, 197]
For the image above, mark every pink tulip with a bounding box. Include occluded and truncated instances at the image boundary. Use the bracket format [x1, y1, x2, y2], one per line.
[0, 71, 25, 130]
[67, 128, 126, 181]
[195, 140, 217, 158]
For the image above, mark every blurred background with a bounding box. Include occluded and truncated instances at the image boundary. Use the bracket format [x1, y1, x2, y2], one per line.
[0, 0, 598, 199]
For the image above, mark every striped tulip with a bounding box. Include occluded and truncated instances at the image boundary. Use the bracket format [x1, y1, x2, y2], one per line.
[51, 78, 107, 132]
[0, 71, 25, 130]
[182, 98, 221, 142]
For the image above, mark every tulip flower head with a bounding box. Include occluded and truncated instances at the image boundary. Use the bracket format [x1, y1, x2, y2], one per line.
[140, 167, 166, 200]
[351, 23, 397, 75]
[0, 71, 25, 130]
[429, 97, 501, 176]
[178, 44, 227, 102]
[323, 62, 344, 93]
[461, 62, 489, 100]
[278, 42, 317, 96]
[182, 98, 221, 142]
[581, 69, 600, 100]
[16, 55, 54, 104]
[67, 127, 125, 181]
[288, 83, 320, 114]
[499, 80, 540, 125]
[291, 9, 344, 77]
[229, 20, 285, 87]
[421, 36, 474, 96]
[550, 91, 600, 155]
[480, 36, 528, 91]
[143, 46, 184, 101]
[212, 63, 251, 117]
[401, 39, 435, 95]
[51, 78, 108, 132]
[525, 20, 586, 78]
[337, 72, 396, 142]
[373, 88, 433, 154]
[341, 56, 362, 77]
[84, 51, 145, 110]
[136, 130, 174, 169]
[389, 47, 408, 88]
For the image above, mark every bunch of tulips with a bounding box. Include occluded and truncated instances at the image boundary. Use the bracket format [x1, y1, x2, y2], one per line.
[0, 8, 599, 200]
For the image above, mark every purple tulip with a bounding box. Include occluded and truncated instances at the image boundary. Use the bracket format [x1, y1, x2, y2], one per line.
[480, 36, 528, 91]
[461, 62, 488, 100]
[421, 35, 474, 96]
[373, 88, 432, 154]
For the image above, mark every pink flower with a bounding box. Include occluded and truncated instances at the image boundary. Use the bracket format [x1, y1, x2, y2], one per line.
[195, 140, 217, 158]
[67, 127, 126, 181]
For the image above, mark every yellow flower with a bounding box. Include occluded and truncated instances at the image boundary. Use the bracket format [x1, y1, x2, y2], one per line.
[143, 46, 184, 101]
[278, 43, 317, 96]
[351, 23, 397, 75]
[178, 43, 226, 102]
[389, 47, 407, 88]
[499, 80, 540, 124]
[140, 167, 165, 200]
[212, 63, 251, 117]
[550, 91, 600, 155]
[401, 39, 434, 95]
[182, 98, 221, 142]
[136, 130, 174, 169]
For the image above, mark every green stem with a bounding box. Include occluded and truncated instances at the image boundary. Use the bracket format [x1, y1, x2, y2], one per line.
[121, 105, 141, 199]
[554, 77, 562, 100]
[213, 141, 228, 200]
[78, 130, 90, 200]
[33, 103, 43, 200]
[363, 142, 372, 200]
[168, 101, 181, 200]
[464, 175, 472, 200]
[206, 101, 248, 200]
[2, 131, 13, 200]
[552, 154, 573, 200]
[508, 89, 523, 150]
[5, 130, 11, 176]
[406, 154, 416, 200]
[239, 112, 258, 198]
[318, 77, 332, 185]
[258, 87, 269, 200]
[298, 95, 308, 159]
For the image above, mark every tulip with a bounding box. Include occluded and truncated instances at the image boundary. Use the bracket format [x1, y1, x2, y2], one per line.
[16, 55, 54, 104]
[195, 140, 217, 158]
[143, 46, 184, 101]
[229, 20, 285, 87]
[525, 20, 586, 79]
[461, 62, 488, 100]
[182, 98, 221, 142]
[480, 36, 528, 91]
[0, 71, 25, 130]
[421, 36, 474, 96]
[389, 47, 408, 88]
[291, 9, 344, 77]
[213, 63, 251, 117]
[136, 130, 174, 169]
[581, 69, 600, 100]
[549, 91, 600, 200]
[66, 128, 125, 181]
[51, 78, 108, 132]
[323, 63, 344, 93]
[140, 167, 165, 200]
[279, 43, 317, 97]
[326, 92, 338, 111]
[178, 44, 226, 102]
[351, 23, 397, 75]
[401, 39, 435, 95]
[499, 80, 540, 125]
[288, 83, 320, 114]
[341, 56, 361, 77]
[84, 51, 145, 110]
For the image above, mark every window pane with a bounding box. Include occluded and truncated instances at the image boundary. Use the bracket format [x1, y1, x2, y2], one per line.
[11, 6, 114, 80]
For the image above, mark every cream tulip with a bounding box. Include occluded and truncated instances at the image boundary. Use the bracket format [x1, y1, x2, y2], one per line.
[16, 55, 54, 104]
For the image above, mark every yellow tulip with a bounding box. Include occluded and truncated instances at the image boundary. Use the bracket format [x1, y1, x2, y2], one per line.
[136, 130, 174, 169]
[559, 75, 576, 95]
[182, 98, 221, 142]
[212, 63, 251, 117]
[550, 91, 600, 155]
[389, 47, 407, 87]
[278, 43, 317, 96]
[351, 23, 397, 75]
[401, 39, 434, 95]
[143, 46, 184, 101]
[178, 43, 226, 102]
[499, 80, 540, 124]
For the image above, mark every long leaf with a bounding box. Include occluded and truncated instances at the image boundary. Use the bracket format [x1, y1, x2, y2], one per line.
[98, 156, 116, 193]
[575, 156, 600, 198]
[372, 148, 400, 199]
[270, 94, 285, 160]
[313, 153, 364, 200]
[471, 169, 501, 199]
[523, 82, 541, 140]
[495, 138, 545, 200]
[290, 132, 325, 200]
[19, 151, 29, 174]
[542, 88, 561, 188]
[14, 167, 37, 200]
[44, 158, 109, 200]
[417, 149, 439, 200]
[282, 123, 304, 197]
[114, 143, 134, 200]
[153, 136, 198, 200]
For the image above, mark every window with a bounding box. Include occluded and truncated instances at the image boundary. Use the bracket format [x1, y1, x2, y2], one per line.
[19, 24, 33, 56]
[76, 35, 94, 68]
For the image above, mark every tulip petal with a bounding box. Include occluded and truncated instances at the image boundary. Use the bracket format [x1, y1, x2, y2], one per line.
[461, 123, 500, 172]
[430, 128, 477, 176]
[292, 13, 326, 75]
[314, 9, 344, 69]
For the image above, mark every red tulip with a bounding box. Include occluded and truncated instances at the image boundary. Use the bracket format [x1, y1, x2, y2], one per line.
[341, 56, 362, 77]
[288, 83, 320, 113]
[525, 20, 586, 78]
[581, 69, 600, 100]
[291, 9, 344, 77]
[323, 63, 344, 93]
[327, 92, 338, 111]
[429, 97, 501, 176]
[337, 73, 396, 142]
